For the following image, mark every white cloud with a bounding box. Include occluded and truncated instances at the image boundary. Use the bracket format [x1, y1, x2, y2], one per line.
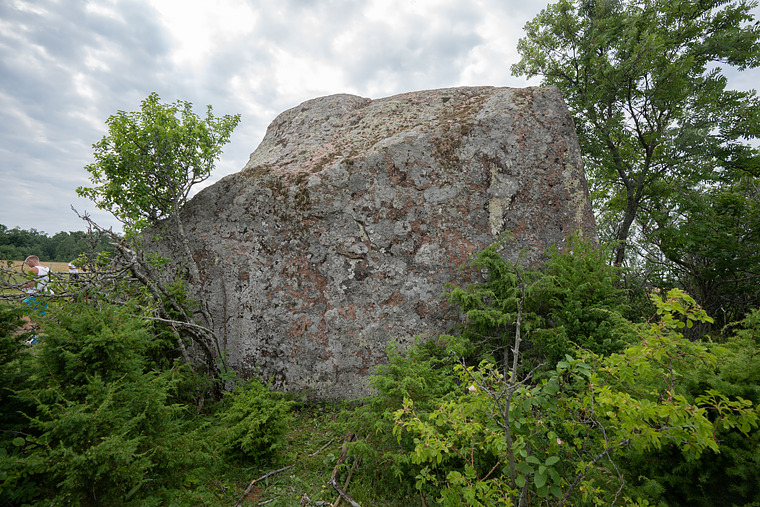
[147, 0, 258, 69]
[85, 1, 124, 21]
[1, 0, 758, 235]
[269, 47, 352, 101]
[11, 0, 49, 16]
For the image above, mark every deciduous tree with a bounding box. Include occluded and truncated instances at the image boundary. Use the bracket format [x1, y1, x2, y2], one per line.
[77, 94, 240, 384]
[512, 0, 760, 266]
[78, 92, 240, 234]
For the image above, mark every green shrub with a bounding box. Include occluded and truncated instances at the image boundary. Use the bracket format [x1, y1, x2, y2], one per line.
[0, 303, 24, 364]
[333, 336, 465, 504]
[391, 290, 759, 506]
[621, 307, 760, 506]
[0, 303, 38, 505]
[448, 233, 631, 370]
[2, 301, 201, 506]
[218, 378, 293, 465]
[370, 336, 466, 410]
[532, 236, 633, 360]
[392, 358, 587, 506]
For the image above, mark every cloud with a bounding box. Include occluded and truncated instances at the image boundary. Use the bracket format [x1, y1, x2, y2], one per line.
[0, 0, 174, 232]
[0, 0, 758, 236]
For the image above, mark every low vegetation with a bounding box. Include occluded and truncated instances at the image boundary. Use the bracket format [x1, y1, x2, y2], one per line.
[2, 237, 759, 506]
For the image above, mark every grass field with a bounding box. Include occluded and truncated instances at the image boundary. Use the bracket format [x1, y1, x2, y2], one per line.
[4, 261, 73, 273]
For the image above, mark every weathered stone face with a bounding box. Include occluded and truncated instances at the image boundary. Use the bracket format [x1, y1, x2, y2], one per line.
[151, 86, 596, 399]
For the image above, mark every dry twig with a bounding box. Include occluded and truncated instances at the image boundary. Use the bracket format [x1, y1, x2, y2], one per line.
[234, 465, 295, 507]
[329, 432, 361, 507]
[234, 435, 341, 506]
[308, 437, 335, 457]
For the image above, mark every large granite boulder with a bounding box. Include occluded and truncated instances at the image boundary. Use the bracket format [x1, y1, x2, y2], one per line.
[151, 86, 597, 399]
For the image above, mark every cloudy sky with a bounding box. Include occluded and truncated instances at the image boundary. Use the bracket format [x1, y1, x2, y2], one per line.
[1, 0, 758, 235]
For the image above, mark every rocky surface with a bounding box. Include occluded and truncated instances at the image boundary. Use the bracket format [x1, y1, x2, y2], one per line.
[150, 86, 597, 399]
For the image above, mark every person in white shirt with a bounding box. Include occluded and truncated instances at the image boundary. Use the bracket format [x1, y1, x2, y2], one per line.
[68, 261, 80, 281]
[22, 255, 52, 296]
[20, 255, 53, 340]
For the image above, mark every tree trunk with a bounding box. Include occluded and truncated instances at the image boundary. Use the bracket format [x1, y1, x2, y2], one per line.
[613, 180, 643, 266]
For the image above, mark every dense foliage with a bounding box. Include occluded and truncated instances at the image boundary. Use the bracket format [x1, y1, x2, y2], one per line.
[387, 292, 758, 505]
[337, 244, 760, 506]
[0, 224, 114, 262]
[0, 299, 293, 506]
[512, 0, 760, 289]
[650, 177, 760, 326]
[1, 234, 759, 505]
[77, 92, 240, 235]
[448, 234, 633, 368]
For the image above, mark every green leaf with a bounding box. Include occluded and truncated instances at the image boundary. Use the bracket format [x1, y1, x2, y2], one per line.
[534, 471, 547, 488]
[548, 467, 561, 485]
[516, 461, 534, 475]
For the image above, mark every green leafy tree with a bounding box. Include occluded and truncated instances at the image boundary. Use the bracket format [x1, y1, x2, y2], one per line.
[76, 95, 240, 385]
[78, 92, 240, 234]
[0, 226, 48, 261]
[0, 225, 113, 262]
[648, 175, 760, 327]
[512, 0, 760, 266]
[50, 231, 82, 262]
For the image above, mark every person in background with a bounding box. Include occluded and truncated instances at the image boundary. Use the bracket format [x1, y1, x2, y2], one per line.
[68, 261, 79, 281]
[20, 255, 53, 343]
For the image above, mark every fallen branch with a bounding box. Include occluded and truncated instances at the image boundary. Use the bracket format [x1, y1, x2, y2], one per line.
[234, 465, 295, 507]
[334, 458, 360, 507]
[308, 437, 336, 457]
[330, 478, 361, 507]
[234, 436, 341, 506]
[329, 432, 361, 507]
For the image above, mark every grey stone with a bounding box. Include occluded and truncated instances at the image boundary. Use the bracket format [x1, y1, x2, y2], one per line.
[147, 86, 597, 399]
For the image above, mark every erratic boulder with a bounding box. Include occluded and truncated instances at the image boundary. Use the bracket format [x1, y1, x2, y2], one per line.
[149, 86, 597, 399]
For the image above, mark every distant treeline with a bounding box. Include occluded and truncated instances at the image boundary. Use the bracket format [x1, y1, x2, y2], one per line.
[0, 224, 115, 262]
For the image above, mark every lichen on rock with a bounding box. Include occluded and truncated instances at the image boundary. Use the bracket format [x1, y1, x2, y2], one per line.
[147, 86, 597, 399]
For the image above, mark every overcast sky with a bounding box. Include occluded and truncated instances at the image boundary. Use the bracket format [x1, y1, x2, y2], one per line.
[1, 0, 759, 236]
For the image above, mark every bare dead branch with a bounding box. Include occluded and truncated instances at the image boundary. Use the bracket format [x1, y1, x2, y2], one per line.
[329, 432, 361, 507]
[234, 465, 295, 507]
[71, 206, 224, 380]
[329, 478, 361, 507]
[308, 437, 336, 457]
